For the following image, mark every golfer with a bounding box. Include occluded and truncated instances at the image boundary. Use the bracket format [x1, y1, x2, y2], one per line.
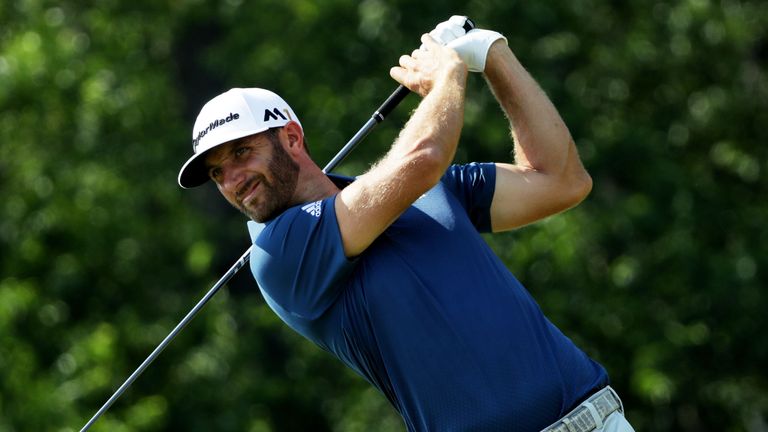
[178, 17, 634, 432]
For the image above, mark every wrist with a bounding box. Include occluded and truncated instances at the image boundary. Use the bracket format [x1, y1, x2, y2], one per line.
[487, 38, 509, 59]
[484, 39, 515, 77]
[438, 59, 468, 91]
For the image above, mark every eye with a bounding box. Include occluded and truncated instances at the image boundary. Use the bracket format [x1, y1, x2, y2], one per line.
[235, 146, 250, 158]
[209, 167, 222, 180]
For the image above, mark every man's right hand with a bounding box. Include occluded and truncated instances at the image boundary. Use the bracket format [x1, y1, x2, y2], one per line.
[390, 34, 467, 97]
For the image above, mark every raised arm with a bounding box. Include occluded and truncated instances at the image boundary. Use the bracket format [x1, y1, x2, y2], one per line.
[483, 41, 593, 232]
[334, 35, 468, 257]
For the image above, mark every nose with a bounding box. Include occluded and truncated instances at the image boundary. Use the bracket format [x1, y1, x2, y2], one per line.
[219, 161, 247, 195]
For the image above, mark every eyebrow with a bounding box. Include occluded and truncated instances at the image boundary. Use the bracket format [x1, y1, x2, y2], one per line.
[205, 135, 266, 170]
[228, 136, 250, 147]
[204, 143, 238, 171]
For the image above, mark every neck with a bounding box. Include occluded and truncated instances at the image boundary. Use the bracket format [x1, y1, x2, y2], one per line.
[292, 164, 340, 205]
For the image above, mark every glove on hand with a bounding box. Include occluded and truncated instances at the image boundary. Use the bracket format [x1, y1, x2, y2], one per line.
[447, 29, 507, 73]
[425, 16, 507, 73]
[428, 15, 471, 45]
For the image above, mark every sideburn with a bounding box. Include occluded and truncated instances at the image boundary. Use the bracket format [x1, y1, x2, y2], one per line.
[262, 129, 300, 217]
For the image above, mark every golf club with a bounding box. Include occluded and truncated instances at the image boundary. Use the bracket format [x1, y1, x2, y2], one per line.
[80, 17, 475, 431]
[79, 78, 413, 432]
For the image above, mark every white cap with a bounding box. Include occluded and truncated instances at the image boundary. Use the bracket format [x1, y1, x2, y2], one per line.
[178, 88, 302, 188]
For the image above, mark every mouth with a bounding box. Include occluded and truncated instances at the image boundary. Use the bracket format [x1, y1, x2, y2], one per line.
[237, 177, 261, 206]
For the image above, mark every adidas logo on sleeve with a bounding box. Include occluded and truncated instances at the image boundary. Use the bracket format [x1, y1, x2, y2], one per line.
[301, 201, 322, 218]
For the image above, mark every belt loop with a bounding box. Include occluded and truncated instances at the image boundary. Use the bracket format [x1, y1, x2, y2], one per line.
[583, 401, 603, 429]
[606, 386, 624, 413]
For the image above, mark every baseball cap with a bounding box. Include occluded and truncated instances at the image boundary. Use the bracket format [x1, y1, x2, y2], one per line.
[178, 88, 302, 188]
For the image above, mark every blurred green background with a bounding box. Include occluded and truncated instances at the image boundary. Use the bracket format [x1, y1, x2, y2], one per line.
[1, 0, 766, 430]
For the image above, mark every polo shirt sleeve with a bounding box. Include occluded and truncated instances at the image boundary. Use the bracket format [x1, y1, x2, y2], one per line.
[441, 162, 497, 233]
[247, 195, 355, 324]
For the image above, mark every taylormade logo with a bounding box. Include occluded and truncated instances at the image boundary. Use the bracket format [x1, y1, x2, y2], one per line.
[192, 112, 240, 151]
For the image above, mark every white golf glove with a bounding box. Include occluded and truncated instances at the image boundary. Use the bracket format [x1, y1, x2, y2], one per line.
[447, 29, 507, 73]
[428, 15, 472, 45]
[425, 15, 507, 73]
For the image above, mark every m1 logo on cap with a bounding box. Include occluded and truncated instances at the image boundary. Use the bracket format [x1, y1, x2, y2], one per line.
[192, 112, 240, 151]
[264, 107, 289, 122]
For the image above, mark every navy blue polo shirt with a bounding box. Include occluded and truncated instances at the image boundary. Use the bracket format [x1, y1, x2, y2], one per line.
[248, 163, 608, 431]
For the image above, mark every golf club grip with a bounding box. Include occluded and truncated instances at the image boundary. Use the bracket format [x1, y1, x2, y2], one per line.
[462, 17, 476, 33]
[374, 85, 410, 122]
[374, 17, 475, 122]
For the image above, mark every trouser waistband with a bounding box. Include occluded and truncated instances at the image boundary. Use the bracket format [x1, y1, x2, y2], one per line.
[540, 386, 623, 432]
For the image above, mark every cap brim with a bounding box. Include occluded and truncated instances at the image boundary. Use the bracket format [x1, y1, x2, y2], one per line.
[178, 150, 212, 188]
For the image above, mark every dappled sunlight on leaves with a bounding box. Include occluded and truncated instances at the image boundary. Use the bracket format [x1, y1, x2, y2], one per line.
[1, 0, 767, 430]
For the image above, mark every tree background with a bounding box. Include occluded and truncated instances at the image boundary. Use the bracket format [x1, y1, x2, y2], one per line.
[1, 0, 766, 430]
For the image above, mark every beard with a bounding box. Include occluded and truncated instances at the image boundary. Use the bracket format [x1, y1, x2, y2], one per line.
[237, 133, 299, 222]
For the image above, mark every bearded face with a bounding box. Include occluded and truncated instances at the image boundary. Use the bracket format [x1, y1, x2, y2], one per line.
[237, 130, 299, 222]
[206, 128, 300, 223]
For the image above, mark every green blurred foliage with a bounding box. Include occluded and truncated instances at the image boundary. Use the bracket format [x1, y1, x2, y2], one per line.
[1, 0, 766, 430]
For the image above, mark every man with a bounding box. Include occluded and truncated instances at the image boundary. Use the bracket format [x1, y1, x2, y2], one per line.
[178, 17, 634, 432]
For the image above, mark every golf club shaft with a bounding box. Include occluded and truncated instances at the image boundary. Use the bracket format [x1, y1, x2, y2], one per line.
[79, 247, 251, 432]
[323, 85, 409, 172]
[323, 17, 474, 171]
[80, 84, 411, 432]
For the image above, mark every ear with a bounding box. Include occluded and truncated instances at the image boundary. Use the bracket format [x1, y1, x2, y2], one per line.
[282, 121, 304, 155]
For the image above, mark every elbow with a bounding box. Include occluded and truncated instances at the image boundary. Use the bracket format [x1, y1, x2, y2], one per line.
[576, 169, 593, 200]
[561, 139, 592, 207]
[562, 168, 592, 208]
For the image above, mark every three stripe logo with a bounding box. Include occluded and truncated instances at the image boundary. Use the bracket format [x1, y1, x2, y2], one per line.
[301, 201, 322, 218]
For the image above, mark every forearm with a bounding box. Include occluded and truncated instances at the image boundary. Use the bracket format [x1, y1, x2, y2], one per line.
[386, 72, 466, 184]
[336, 45, 467, 257]
[357, 71, 466, 216]
[380, 35, 469, 188]
[483, 39, 591, 232]
[484, 41, 579, 176]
